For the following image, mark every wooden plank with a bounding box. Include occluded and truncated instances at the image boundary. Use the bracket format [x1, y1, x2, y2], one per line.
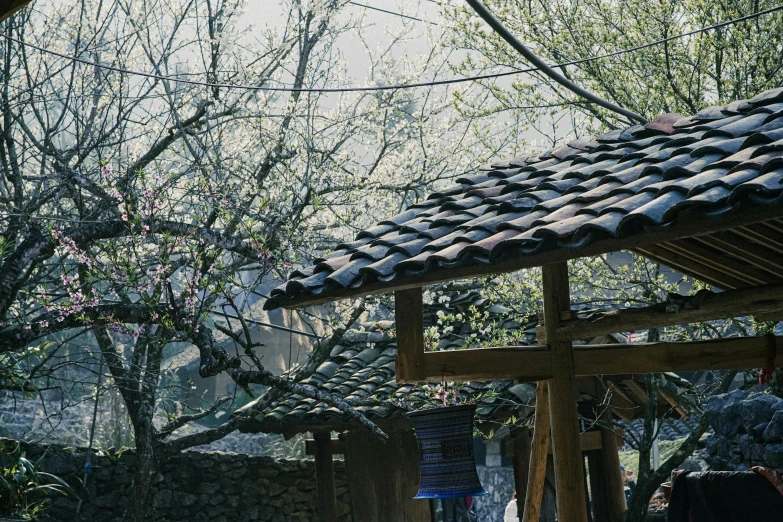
[343, 431, 379, 522]
[394, 288, 425, 383]
[555, 283, 783, 341]
[284, 208, 783, 309]
[306, 438, 345, 456]
[522, 382, 551, 522]
[542, 262, 588, 522]
[398, 336, 779, 384]
[314, 432, 337, 522]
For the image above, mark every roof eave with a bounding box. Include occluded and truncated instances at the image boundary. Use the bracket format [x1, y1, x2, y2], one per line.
[273, 203, 783, 310]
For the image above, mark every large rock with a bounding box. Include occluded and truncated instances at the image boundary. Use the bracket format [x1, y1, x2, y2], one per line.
[740, 393, 783, 433]
[705, 390, 747, 436]
[764, 443, 783, 468]
[762, 410, 783, 443]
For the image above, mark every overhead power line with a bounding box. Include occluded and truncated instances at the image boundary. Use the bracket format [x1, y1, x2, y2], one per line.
[3, 3, 783, 94]
[348, 2, 438, 25]
[466, 0, 647, 123]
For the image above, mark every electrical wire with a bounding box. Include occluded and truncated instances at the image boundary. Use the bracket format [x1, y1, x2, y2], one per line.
[467, 0, 647, 123]
[348, 1, 438, 25]
[3, 3, 783, 94]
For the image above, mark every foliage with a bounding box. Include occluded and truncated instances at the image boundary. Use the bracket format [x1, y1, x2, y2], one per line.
[443, 0, 783, 143]
[0, 440, 73, 520]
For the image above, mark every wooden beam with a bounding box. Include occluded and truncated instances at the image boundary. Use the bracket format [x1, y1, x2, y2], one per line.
[606, 381, 638, 422]
[306, 437, 345, 456]
[574, 337, 778, 375]
[622, 379, 649, 405]
[417, 345, 551, 382]
[283, 207, 783, 309]
[314, 432, 337, 522]
[522, 382, 551, 522]
[555, 283, 783, 341]
[547, 431, 602, 453]
[394, 288, 425, 383]
[543, 262, 588, 522]
[400, 336, 779, 383]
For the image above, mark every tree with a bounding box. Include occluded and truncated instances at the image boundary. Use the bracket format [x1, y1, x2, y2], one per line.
[443, 0, 783, 146]
[0, 0, 489, 518]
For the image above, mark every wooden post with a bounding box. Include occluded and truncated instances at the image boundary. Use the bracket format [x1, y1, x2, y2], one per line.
[314, 432, 337, 522]
[587, 449, 608, 521]
[512, 427, 531, 510]
[522, 381, 550, 522]
[599, 414, 627, 521]
[542, 262, 588, 522]
[395, 288, 425, 382]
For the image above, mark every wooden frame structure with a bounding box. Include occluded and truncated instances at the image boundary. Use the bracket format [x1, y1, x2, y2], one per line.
[394, 276, 781, 520]
[264, 93, 783, 520]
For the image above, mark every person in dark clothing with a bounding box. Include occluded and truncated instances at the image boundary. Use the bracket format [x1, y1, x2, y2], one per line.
[442, 497, 475, 522]
[667, 470, 783, 522]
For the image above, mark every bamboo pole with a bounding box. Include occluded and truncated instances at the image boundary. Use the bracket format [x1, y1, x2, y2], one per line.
[522, 381, 551, 522]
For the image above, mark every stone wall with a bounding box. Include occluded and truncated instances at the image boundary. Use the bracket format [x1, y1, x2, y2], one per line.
[2, 439, 351, 522]
[473, 465, 515, 522]
[704, 390, 783, 471]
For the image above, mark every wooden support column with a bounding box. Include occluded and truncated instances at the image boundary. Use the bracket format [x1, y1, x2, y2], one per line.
[599, 412, 627, 522]
[512, 427, 531, 510]
[542, 262, 588, 522]
[314, 432, 337, 522]
[522, 381, 551, 522]
[395, 288, 425, 383]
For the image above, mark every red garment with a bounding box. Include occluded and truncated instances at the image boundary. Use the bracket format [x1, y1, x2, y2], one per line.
[465, 496, 472, 509]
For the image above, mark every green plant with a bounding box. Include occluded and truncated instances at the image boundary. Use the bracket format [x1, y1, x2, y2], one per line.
[0, 441, 73, 520]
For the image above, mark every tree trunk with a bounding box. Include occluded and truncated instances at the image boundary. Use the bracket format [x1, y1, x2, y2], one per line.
[131, 414, 157, 521]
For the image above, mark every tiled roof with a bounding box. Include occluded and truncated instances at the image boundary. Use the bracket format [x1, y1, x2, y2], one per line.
[620, 417, 708, 449]
[266, 88, 783, 310]
[243, 288, 538, 433]
[242, 326, 537, 434]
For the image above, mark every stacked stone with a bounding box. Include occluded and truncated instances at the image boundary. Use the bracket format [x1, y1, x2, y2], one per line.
[473, 465, 515, 522]
[7, 439, 351, 522]
[704, 391, 783, 471]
